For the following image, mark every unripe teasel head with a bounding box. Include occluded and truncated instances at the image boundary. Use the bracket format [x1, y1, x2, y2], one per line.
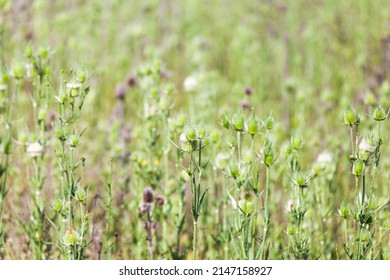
[352, 159, 365, 176]
[343, 105, 362, 126]
[293, 172, 311, 188]
[369, 105, 389, 122]
[231, 112, 245, 132]
[260, 142, 277, 167]
[338, 205, 350, 219]
[238, 197, 255, 215]
[246, 116, 260, 136]
[263, 113, 275, 130]
[63, 228, 79, 246]
[291, 135, 304, 150]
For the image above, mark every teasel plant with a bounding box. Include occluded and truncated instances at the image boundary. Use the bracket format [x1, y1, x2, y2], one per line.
[219, 109, 270, 260]
[21, 46, 52, 259]
[340, 105, 389, 259]
[258, 114, 277, 260]
[139, 187, 165, 259]
[135, 61, 174, 254]
[172, 124, 211, 260]
[284, 135, 312, 259]
[50, 68, 90, 259]
[168, 114, 187, 259]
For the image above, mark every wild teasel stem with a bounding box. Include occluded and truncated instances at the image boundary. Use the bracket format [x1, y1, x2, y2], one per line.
[193, 221, 198, 260]
[261, 165, 270, 259]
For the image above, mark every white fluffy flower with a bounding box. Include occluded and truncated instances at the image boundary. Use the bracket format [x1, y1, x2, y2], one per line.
[359, 138, 376, 153]
[285, 199, 299, 212]
[66, 82, 82, 89]
[27, 142, 43, 158]
[0, 84, 7, 91]
[183, 76, 198, 92]
[316, 151, 332, 164]
[179, 133, 188, 142]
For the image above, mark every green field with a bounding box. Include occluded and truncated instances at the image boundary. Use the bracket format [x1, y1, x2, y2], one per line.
[0, 0, 389, 260]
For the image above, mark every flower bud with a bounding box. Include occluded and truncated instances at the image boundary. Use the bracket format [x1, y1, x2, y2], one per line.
[38, 47, 48, 59]
[38, 108, 47, 122]
[264, 114, 275, 130]
[232, 113, 244, 132]
[238, 199, 254, 214]
[338, 205, 350, 219]
[12, 63, 25, 80]
[263, 144, 275, 166]
[75, 189, 87, 202]
[3, 136, 12, 155]
[25, 46, 33, 59]
[143, 187, 154, 203]
[343, 106, 361, 126]
[243, 149, 253, 164]
[371, 105, 388, 121]
[197, 126, 206, 139]
[247, 117, 259, 136]
[68, 134, 80, 148]
[155, 196, 165, 206]
[64, 228, 79, 246]
[221, 114, 230, 129]
[244, 86, 253, 96]
[291, 136, 303, 150]
[52, 198, 63, 212]
[352, 159, 364, 176]
[229, 162, 239, 179]
[185, 127, 197, 141]
[77, 70, 87, 83]
[294, 173, 310, 188]
[115, 83, 127, 100]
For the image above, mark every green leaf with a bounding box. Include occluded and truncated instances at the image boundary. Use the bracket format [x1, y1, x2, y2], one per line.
[197, 189, 209, 215]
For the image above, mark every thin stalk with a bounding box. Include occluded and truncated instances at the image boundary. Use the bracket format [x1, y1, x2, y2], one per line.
[193, 221, 197, 260]
[237, 132, 241, 162]
[362, 174, 366, 206]
[261, 165, 270, 259]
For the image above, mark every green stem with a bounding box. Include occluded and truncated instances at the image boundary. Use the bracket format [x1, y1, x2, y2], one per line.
[193, 221, 197, 260]
[361, 174, 366, 206]
[237, 132, 241, 162]
[261, 166, 270, 259]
